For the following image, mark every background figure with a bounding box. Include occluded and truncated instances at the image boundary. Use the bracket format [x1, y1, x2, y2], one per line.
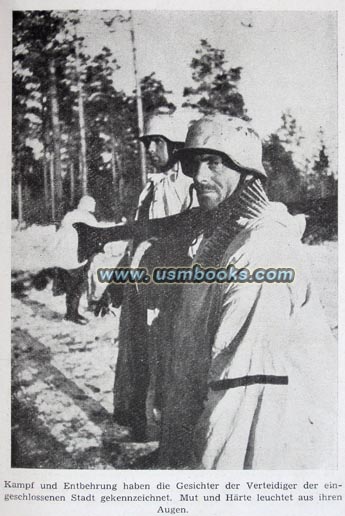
[48, 195, 98, 324]
[158, 114, 337, 469]
[137, 110, 198, 219]
[111, 109, 197, 441]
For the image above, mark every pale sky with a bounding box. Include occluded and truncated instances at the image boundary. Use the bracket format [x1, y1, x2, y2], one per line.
[78, 10, 337, 170]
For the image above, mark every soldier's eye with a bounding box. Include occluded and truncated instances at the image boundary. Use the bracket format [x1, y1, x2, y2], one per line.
[208, 157, 222, 168]
[180, 157, 199, 177]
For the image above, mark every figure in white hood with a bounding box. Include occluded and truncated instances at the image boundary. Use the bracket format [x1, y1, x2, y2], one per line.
[157, 114, 337, 470]
[46, 195, 99, 324]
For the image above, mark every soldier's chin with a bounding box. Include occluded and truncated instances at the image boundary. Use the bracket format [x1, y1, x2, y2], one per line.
[151, 157, 169, 171]
[198, 191, 220, 211]
[150, 156, 162, 166]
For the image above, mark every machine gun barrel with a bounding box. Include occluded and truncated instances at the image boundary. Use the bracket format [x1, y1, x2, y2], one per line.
[73, 208, 202, 263]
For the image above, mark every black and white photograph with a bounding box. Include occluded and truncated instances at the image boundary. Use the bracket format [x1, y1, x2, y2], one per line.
[9, 7, 339, 471]
[2, 2, 345, 514]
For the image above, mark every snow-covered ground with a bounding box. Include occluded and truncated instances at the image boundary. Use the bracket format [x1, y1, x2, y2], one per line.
[305, 240, 337, 337]
[11, 223, 157, 469]
[11, 224, 338, 469]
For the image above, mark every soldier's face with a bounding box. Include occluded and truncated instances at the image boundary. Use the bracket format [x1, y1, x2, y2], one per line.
[185, 153, 241, 210]
[146, 137, 170, 169]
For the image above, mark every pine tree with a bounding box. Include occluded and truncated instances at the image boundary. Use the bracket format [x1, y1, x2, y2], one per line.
[13, 10, 178, 222]
[262, 112, 306, 204]
[141, 73, 175, 114]
[277, 111, 304, 150]
[83, 46, 127, 221]
[13, 11, 71, 221]
[263, 133, 302, 204]
[182, 39, 248, 118]
[309, 128, 337, 199]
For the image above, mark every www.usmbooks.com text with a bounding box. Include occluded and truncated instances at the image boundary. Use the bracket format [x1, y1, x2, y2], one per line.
[97, 265, 295, 284]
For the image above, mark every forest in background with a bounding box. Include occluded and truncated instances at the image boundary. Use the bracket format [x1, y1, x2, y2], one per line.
[12, 10, 337, 241]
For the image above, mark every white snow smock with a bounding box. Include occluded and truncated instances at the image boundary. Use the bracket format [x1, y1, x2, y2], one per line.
[159, 186, 337, 470]
[45, 208, 98, 271]
[137, 165, 195, 220]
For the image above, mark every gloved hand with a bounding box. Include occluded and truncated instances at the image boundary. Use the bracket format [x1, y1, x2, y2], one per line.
[94, 284, 124, 317]
[94, 293, 112, 317]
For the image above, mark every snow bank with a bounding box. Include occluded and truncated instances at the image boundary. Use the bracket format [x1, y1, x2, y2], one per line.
[12, 224, 57, 272]
[305, 240, 337, 336]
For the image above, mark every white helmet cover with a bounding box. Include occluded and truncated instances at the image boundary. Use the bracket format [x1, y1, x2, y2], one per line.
[78, 195, 96, 213]
[176, 114, 267, 179]
[141, 110, 199, 144]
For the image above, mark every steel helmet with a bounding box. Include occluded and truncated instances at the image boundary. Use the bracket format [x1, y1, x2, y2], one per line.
[78, 195, 96, 213]
[176, 114, 267, 179]
[140, 109, 199, 145]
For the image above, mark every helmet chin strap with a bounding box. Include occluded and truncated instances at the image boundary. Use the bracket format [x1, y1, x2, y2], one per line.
[159, 158, 177, 174]
[187, 183, 197, 210]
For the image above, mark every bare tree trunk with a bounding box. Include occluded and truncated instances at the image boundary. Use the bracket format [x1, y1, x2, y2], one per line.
[70, 161, 75, 207]
[23, 180, 29, 224]
[41, 101, 51, 222]
[43, 151, 49, 221]
[117, 153, 124, 205]
[75, 37, 88, 196]
[129, 11, 146, 189]
[49, 153, 56, 221]
[14, 152, 24, 225]
[110, 133, 122, 222]
[78, 94, 88, 196]
[17, 172, 23, 225]
[48, 58, 63, 220]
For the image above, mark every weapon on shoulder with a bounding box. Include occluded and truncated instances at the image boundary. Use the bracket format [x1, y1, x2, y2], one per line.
[73, 208, 202, 263]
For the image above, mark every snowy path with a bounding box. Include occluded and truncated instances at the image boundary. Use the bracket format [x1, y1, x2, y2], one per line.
[11, 288, 158, 469]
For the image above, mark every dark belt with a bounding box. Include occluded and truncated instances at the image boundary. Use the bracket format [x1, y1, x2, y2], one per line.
[209, 375, 288, 391]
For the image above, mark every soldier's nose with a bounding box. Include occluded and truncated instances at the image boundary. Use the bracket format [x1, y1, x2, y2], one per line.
[195, 161, 212, 182]
[147, 141, 156, 154]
